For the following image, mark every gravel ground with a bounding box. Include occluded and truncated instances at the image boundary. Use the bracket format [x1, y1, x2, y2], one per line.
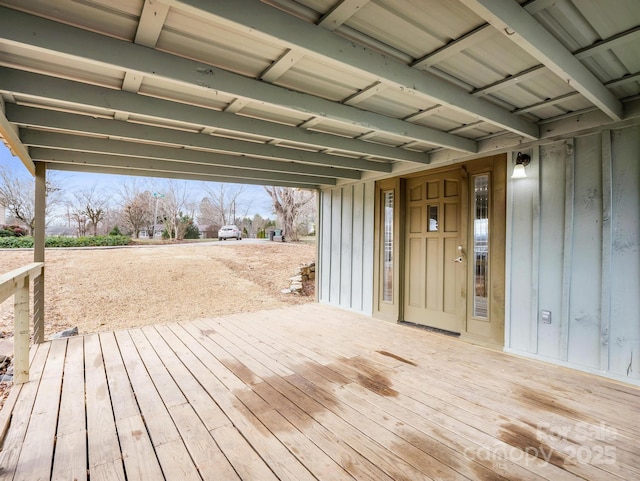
[0, 240, 316, 408]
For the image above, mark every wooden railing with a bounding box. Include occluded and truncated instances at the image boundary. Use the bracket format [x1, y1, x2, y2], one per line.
[0, 262, 44, 384]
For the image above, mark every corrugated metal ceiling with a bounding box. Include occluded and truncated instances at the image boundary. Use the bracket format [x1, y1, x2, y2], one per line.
[0, 0, 638, 186]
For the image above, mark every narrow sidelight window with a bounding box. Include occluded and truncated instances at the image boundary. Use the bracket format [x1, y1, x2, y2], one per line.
[382, 190, 394, 302]
[472, 175, 489, 318]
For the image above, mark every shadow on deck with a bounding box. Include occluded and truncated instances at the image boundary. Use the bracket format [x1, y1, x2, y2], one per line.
[0, 304, 638, 480]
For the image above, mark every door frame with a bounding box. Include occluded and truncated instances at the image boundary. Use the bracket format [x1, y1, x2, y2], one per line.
[373, 177, 403, 323]
[373, 154, 506, 347]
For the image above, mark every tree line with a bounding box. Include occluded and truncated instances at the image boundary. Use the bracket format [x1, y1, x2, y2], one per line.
[0, 166, 316, 242]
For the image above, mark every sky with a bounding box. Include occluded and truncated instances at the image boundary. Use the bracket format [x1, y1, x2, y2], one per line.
[0, 144, 276, 223]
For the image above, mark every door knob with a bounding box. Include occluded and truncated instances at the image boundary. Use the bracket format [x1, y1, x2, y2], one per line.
[451, 256, 463, 263]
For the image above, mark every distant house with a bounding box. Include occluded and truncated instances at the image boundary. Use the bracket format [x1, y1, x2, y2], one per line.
[139, 224, 164, 239]
[45, 226, 76, 237]
[198, 224, 221, 239]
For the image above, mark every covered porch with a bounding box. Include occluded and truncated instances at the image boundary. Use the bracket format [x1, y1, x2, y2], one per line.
[1, 303, 638, 481]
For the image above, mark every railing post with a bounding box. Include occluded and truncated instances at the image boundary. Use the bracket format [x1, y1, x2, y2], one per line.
[13, 276, 30, 384]
[33, 161, 46, 344]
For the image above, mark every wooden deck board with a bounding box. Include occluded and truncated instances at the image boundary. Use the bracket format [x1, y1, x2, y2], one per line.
[13, 338, 66, 481]
[115, 329, 209, 480]
[100, 331, 164, 480]
[0, 304, 638, 481]
[158, 323, 316, 481]
[0, 342, 50, 481]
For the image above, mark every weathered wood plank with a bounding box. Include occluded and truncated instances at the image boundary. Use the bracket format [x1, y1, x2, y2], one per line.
[138, 326, 231, 431]
[212, 315, 437, 480]
[12, 277, 30, 385]
[52, 336, 86, 481]
[194, 318, 294, 378]
[251, 381, 396, 481]
[176, 321, 252, 388]
[100, 332, 164, 480]
[0, 343, 40, 445]
[228, 306, 636, 473]
[154, 440, 204, 480]
[236, 385, 355, 481]
[157, 323, 316, 481]
[1, 305, 639, 481]
[0, 343, 50, 481]
[198, 321, 400, 479]
[51, 431, 87, 481]
[211, 425, 280, 481]
[116, 329, 203, 480]
[115, 330, 183, 445]
[55, 336, 85, 436]
[116, 415, 165, 481]
[0, 263, 42, 304]
[128, 326, 237, 480]
[265, 372, 433, 480]
[84, 333, 125, 478]
[13, 339, 67, 481]
[89, 460, 126, 481]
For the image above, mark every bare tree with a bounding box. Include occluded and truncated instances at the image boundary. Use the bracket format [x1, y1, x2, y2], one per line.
[0, 165, 63, 235]
[70, 187, 109, 236]
[197, 196, 216, 225]
[157, 180, 193, 240]
[118, 181, 154, 238]
[69, 209, 88, 237]
[201, 183, 251, 226]
[101, 207, 122, 235]
[264, 187, 315, 242]
[251, 213, 267, 235]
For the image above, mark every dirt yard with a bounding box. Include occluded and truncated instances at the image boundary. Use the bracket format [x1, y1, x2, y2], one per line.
[0, 240, 317, 338]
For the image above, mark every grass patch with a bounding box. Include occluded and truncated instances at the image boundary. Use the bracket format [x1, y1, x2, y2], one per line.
[0, 235, 132, 248]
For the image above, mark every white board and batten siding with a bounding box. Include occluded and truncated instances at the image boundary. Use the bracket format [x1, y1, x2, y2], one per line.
[507, 124, 640, 384]
[318, 182, 375, 315]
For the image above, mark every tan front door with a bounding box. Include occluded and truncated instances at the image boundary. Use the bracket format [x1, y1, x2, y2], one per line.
[404, 169, 466, 332]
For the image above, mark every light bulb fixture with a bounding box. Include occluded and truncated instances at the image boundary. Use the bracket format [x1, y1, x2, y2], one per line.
[511, 152, 530, 179]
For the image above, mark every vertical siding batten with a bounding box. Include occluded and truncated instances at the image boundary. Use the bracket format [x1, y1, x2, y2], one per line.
[340, 186, 354, 308]
[568, 135, 603, 369]
[362, 182, 375, 316]
[560, 139, 575, 362]
[538, 142, 567, 360]
[509, 153, 536, 352]
[600, 131, 613, 372]
[315, 189, 322, 303]
[504, 153, 515, 349]
[319, 190, 333, 303]
[609, 126, 640, 378]
[351, 183, 365, 312]
[317, 191, 322, 301]
[530, 145, 541, 354]
[330, 189, 342, 304]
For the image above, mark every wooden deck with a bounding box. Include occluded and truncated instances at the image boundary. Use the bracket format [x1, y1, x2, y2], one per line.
[0, 304, 638, 481]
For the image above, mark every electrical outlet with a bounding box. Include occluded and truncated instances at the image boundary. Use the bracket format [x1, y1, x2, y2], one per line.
[541, 310, 552, 324]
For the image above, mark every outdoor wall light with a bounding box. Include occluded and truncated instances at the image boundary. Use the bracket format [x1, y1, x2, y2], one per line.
[511, 152, 531, 179]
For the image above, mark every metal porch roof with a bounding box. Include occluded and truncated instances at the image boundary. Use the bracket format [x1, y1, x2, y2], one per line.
[0, 0, 638, 188]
